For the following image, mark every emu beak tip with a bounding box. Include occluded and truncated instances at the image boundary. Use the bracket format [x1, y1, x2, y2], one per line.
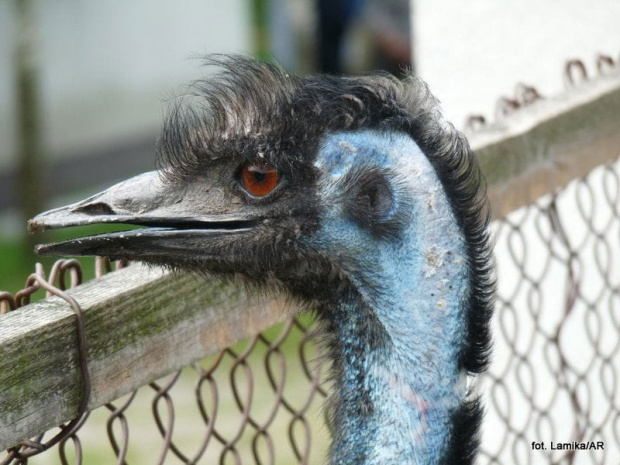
[28, 218, 45, 235]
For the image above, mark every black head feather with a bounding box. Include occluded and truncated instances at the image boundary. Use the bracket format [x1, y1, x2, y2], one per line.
[157, 54, 494, 376]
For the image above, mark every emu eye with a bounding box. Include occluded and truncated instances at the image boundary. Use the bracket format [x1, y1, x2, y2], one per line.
[240, 161, 280, 197]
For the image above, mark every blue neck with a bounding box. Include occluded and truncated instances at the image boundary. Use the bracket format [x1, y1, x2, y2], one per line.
[310, 131, 471, 464]
[325, 251, 468, 465]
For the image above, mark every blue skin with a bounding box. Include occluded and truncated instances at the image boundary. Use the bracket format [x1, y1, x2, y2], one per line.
[307, 131, 470, 464]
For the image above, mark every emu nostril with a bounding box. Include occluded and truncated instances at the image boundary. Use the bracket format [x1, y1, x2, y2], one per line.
[74, 202, 116, 216]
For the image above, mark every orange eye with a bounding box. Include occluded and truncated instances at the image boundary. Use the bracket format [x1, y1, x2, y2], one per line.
[240, 161, 280, 197]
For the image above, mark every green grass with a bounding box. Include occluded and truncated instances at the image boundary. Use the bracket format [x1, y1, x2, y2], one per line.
[0, 224, 141, 297]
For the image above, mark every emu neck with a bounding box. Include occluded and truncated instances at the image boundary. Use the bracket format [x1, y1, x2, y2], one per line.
[313, 131, 471, 464]
[321, 212, 469, 465]
[324, 276, 467, 465]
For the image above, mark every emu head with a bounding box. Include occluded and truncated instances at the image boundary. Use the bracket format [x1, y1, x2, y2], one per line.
[31, 54, 492, 368]
[30, 56, 494, 464]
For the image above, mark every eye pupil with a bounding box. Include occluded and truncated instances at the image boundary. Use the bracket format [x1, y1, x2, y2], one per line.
[241, 161, 280, 197]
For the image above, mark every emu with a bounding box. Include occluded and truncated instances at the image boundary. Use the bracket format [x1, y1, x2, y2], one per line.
[30, 56, 494, 465]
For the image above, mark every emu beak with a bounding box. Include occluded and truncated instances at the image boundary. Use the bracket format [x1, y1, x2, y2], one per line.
[28, 171, 256, 259]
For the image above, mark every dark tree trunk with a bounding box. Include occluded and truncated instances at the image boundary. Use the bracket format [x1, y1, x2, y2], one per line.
[15, 0, 43, 254]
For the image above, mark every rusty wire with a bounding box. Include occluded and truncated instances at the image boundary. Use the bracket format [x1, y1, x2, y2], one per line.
[2, 54, 620, 464]
[465, 53, 616, 132]
[564, 59, 589, 89]
[0, 260, 91, 465]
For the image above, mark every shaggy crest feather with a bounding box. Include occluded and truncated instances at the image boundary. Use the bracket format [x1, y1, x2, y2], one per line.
[157, 54, 494, 375]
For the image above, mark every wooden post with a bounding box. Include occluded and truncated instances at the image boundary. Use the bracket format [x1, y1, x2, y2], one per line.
[472, 67, 620, 219]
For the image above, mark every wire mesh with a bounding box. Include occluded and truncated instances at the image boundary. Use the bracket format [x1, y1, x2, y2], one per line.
[481, 156, 620, 465]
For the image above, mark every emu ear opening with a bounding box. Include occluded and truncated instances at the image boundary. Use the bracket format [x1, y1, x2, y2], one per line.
[343, 168, 405, 239]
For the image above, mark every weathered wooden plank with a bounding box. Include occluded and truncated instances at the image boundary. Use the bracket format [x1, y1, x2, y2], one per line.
[472, 68, 620, 219]
[0, 264, 292, 450]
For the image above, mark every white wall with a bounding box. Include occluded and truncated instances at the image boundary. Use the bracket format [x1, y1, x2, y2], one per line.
[415, 0, 620, 128]
[0, 0, 251, 172]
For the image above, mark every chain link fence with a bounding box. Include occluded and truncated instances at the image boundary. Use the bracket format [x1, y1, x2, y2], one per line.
[481, 156, 620, 465]
[2, 58, 620, 464]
